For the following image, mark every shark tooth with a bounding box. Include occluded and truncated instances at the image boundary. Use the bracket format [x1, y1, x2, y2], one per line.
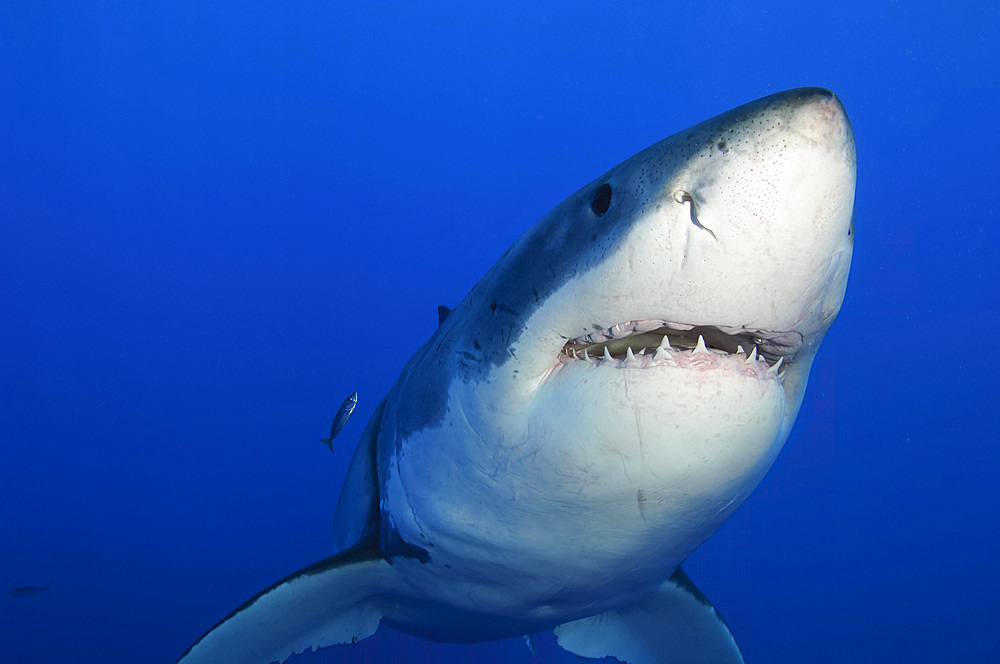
[653, 347, 675, 364]
[693, 335, 709, 355]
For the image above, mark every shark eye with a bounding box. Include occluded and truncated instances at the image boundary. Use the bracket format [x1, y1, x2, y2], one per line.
[591, 184, 612, 217]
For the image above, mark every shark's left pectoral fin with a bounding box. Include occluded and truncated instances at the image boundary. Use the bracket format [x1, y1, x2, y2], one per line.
[554, 567, 744, 664]
[177, 540, 396, 664]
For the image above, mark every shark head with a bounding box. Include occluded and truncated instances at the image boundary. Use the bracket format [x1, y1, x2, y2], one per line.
[508, 86, 855, 429]
[377, 86, 855, 632]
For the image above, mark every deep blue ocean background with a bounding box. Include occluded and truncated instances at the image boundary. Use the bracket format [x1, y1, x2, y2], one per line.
[3, 2, 998, 662]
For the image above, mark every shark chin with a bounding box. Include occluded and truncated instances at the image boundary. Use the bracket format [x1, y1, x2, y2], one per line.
[178, 87, 855, 664]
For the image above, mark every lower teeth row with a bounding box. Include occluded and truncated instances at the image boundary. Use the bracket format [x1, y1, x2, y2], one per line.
[563, 333, 786, 378]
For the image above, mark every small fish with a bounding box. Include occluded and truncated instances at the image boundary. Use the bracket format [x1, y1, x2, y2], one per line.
[319, 392, 358, 453]
[9, 585, 48, 597]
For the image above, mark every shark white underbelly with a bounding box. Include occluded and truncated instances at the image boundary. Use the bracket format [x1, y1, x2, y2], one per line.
[178, 87, 856, 664]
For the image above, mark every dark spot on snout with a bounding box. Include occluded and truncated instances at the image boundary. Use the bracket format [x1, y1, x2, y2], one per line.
[717, 140, 729, 153]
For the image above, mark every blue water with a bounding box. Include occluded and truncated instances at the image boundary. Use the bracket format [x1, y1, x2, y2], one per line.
[2, 2, 997, 662]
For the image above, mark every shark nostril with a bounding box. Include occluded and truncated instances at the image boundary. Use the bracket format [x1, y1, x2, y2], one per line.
[673, 189, 717, 240]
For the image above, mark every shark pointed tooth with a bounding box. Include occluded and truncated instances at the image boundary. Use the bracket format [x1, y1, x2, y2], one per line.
[737, 344, 746, 356]
[571, 349, 579, 360]
[603, 346, 614, 362]
[583, 348, 590, 361]
[658, 335, 672, 350]
[693, 335, 709, 355]
[745, 347, 758, 363]
[767, 356, 785, 375]
[653, 347, 674, 364]
[625, 346, 636, 362]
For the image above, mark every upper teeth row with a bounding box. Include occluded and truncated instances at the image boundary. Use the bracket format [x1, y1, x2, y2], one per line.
[571, 319, 693, 346]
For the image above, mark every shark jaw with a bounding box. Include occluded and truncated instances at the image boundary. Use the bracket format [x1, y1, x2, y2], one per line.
[559, 321, 790, 379]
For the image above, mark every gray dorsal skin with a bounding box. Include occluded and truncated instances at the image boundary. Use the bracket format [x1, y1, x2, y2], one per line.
[319, 392, 358, 453]
[177, 88, 856, 664]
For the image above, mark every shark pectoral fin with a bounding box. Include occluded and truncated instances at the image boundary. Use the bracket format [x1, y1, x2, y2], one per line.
[554, 567, 744, 664]
[177, 541, 395, 664]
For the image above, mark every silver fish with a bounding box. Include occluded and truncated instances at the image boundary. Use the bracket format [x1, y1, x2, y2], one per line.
[319, 392, 358, 453]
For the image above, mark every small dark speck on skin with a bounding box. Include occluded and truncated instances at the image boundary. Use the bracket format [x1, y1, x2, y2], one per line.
[474, 339, 481, 350]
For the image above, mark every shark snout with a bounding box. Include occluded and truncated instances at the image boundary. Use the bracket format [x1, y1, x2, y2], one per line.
[782, 88, 854, 155]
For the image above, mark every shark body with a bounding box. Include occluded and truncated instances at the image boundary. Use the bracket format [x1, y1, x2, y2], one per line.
[178, 88, 856, 664]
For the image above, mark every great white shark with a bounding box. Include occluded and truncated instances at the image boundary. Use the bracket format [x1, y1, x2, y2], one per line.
[178, 87, 856, 664]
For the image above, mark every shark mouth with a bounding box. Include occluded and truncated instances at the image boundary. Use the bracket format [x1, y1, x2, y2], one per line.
[560, 320, 802, 380]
